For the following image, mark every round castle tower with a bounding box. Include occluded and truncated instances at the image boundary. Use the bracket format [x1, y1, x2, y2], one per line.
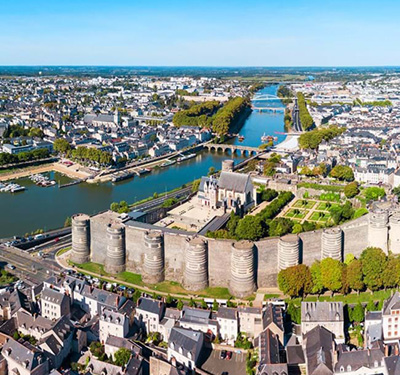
[70, 213, 91, 264]
[105, 224, 126, 274]
[183, 237, 208, 291]
[278, 234, 300, 271]
[142, 231, 165, 284]
[229, 240, 256, 298]
[368, 207, 389, 253]
[321, 228, 343, 261]
[389, 212, 400, 255]
[222, 159, 234, 172]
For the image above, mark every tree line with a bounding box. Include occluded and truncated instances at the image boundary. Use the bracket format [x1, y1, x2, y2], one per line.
[0, 148, 50, 166]
[278, 247, 398, 298]
[298, 125, 345, 149]
[207, 191, 294, 241]
[297, 92, 314, 131]
[71, 146, 113, 165]
[172, 97, 251, 137]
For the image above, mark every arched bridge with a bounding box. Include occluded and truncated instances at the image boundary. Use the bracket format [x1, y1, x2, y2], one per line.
[204, 143, 260, 156]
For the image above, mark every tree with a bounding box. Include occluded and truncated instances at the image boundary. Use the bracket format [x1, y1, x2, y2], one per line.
[177, 299, 184, 310]
[188, 298, 196, 308]
[344, 182, 359, 198]
[340, 264, 350, 295]
[114, 348, 131, 366]
[166, 294, 173, 305]
[286, 302, 301, 324]
[212, 299, 219, 311]
[383, 257, 400, 289]
[277, 264, 312, 298]
[346, 259, 364, 292]
[208, 166, 216, 176]
[235, 216, 267, 241]
[200, 299, 208, 309]
[351, 303, 365, 323]
[64, 216, 72, 227]
[320, 258, 342, 294]
[366, 300, 377, 312]
[364, 187, 386, 201]
[329, 165, 354, 181]
[360, 247, 387, 291]
[310, 261, 324, 295]
[53, 138, 71, 154]
[268, 218, 293, 237]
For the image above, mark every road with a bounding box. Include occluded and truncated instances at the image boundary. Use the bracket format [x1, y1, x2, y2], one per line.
[0, 242, 65, 284]
[131, 185, 194, 212]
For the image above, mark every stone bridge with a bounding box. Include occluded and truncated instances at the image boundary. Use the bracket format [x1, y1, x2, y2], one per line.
[204, 143, 260, 156]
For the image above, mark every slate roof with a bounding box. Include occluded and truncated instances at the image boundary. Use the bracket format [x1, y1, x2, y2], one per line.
[2, 338, 47, 371]
[169, 327, 203, 362]
[216, 307, 237, 321]
[41, 288, 67, 305]
[303, 326, 334, 375]
[86, 357, 125, 375]
[255, 329, 280, 366]
[181, 307, 212, 326]
[218, 171, 251, 193]
[82, 286, 124, 310]
[385, 355, 400, 375]
[100, 308, 127, 325]
[383, 291, 400, 315]
[286, 335, 305, 365]
[257, 363, 288, 375]
[263, 305, 284, 332]
[334, 342, 385, 373]
[136, 297, 164, 318]
[301, 302, 343, 323]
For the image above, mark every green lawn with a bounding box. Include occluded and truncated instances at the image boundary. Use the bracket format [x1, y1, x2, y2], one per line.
[310, 212, 331, 222]
[316, 202, 340, 211]
[117, 271, 144, 286]
[73, 262, 109, 276]
[56, 247, 71, 257]
[293, 200, 316, 209]
[264, 293, 281, 300]
[285, 209, 309, 219]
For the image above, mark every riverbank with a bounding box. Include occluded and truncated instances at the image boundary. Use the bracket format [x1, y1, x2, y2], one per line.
[0, 161, 91, 182]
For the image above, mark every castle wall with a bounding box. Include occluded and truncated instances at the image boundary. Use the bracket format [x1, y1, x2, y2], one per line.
[86, 211, 372, 293]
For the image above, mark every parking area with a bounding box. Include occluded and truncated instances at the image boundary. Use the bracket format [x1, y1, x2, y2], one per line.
[200, 349, 246, 375]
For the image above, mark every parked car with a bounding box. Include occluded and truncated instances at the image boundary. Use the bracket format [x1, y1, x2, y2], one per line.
[226, 351, 232, 360]
[220, 351, 227, 360]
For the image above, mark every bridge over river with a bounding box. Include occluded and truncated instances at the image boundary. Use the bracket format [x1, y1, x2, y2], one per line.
[204, 143, 260, 156]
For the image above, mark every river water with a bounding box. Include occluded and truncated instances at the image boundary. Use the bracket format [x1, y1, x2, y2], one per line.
[0, 84, 285, 238]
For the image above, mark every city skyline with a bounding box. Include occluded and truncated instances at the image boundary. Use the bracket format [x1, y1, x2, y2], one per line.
[2, 0, 400, 66]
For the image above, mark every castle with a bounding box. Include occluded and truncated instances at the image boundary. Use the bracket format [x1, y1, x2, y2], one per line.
[70, 202, 400, 298]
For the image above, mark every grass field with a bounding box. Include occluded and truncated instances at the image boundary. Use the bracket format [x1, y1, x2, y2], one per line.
[290, 289, 394, 306]
[285, 209, 309, 220]
[315, 202, 340, 211]
[293, 200, 316, 209]
[310, 212, 330, 222]
[72, 263, 235, 300]
[56, 246, 71, 257]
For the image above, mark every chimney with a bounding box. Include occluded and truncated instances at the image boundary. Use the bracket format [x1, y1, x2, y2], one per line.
[367, 348, 370, 356]
[395, 344, 399, 356]
[385, 344, 389, 357]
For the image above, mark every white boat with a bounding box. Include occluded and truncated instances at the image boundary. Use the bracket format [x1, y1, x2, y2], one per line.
[177, 153, 196, 163]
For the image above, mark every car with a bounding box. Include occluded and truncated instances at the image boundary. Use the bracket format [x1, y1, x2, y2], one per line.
[54, 237, 60, 243]
[226, 351, 232, 360]
[6, 264, 15, 270]
[220, 350, 227, 360]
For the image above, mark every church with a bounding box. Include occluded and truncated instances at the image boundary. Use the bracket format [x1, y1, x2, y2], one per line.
[84, 109, 120, 128]
[197, 170, 254, 213]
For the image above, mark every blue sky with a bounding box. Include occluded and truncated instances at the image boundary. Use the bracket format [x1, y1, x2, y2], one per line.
[1, 0, 400, 66]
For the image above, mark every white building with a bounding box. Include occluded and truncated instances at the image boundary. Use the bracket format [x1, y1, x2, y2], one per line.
[99, 308, 130, 344]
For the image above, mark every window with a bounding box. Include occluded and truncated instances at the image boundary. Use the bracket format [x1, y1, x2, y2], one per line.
[347, 365, 351, 372]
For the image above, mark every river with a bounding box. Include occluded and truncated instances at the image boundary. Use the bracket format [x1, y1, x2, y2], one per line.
[0, 84, 285, 238]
